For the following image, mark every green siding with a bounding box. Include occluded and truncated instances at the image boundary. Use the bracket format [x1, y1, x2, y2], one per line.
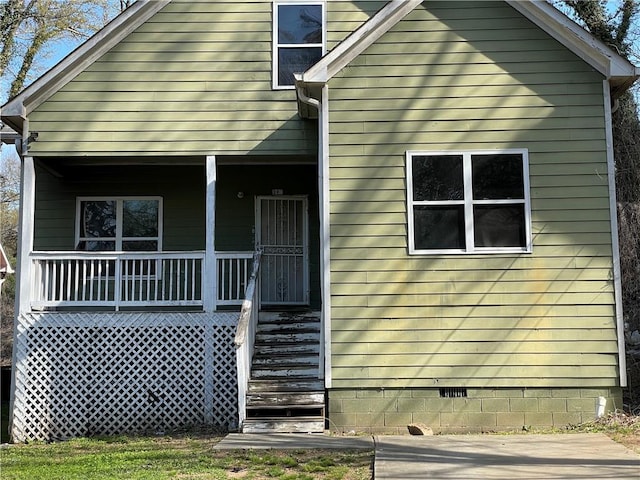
[25, 0, 620, 388]
[327, 1, 618, 388]
[33, 163, 206, 251]
[27, 0, 317, 157]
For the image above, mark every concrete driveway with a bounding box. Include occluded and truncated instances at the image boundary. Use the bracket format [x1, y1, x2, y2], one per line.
[375, 433, 640, 479]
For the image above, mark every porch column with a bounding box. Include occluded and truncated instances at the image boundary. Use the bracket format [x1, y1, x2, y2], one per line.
[15, 156, 35, 315]
[204, 155, 217, 312]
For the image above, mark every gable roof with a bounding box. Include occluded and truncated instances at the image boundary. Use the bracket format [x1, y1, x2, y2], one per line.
[2, 0, 639, 131]
[296, 0, 639, 110]
[508, 0, 639, 97]
[1, 0, 170, 134]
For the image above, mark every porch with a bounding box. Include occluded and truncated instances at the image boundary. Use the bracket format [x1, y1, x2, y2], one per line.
[10, 158, 326, 441]
[12, 246, 324, 441]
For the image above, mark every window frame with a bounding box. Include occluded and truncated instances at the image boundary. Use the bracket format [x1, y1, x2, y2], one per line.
[406, 149, 532, 255]
[273, 0, 326, 90]
[75, 196, 163, 252]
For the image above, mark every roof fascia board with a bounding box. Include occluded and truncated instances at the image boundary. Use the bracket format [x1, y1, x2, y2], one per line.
[302, 0, 422, 83]
[507, 0, 637, 79]
[2, 0, 170, 120]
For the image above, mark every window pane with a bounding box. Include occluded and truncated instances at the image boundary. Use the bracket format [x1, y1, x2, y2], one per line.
[278, 47, 322, 86]
[412, 155, 464, 201]
[414, 205, 465, 250]
[80, 200, 116, 238]
[123, 200, 159, 238]
[474, 205, 525, 248]
[472, 154, 524, 200]
[278, 4, 322, 44]
[77, 240, 116, 251]
[122, 241, 158, 252]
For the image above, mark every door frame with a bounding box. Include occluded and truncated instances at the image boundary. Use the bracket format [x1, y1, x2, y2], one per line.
[255, 195, 310, 307]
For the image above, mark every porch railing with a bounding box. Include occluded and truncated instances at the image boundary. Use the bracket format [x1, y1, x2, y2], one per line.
[30, 250, 254, 310]
[234, 248, 262, 429]
[216, 251, 254, 305]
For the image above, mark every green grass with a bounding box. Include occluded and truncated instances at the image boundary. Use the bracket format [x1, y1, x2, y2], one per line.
[0, 434, 373, 480]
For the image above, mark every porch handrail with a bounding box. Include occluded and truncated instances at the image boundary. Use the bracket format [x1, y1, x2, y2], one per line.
[234, 248, 262, 429]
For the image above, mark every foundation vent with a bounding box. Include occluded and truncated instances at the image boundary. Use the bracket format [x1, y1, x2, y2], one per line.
[439, 387, 467, 398]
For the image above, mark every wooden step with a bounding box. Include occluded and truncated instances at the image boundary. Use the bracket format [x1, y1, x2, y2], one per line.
[247, 391, 324, 408]
[248, 379, 324, 393]
[252, 367, 319, 378]
[254, 343, 320, 356]
[258, 322, 320, 333]
[258, 311, 320, 323]
[242, 417, 325, 434]
[252, 354, 318, 367]
[255, 331, 319, 344]
[243, 310, 324, 434]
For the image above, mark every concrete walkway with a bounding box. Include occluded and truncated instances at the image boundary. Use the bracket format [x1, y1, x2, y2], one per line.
[215, 433, 640, 479]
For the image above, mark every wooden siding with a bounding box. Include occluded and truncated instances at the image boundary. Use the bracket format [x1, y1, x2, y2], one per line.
[27, 0, 317, 157]
[33, 163, 206, 251]
[327, 1, 618, 388]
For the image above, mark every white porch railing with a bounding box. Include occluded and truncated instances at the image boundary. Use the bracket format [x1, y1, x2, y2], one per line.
[216, 251, 254, 306]
[234, 248, 262, 429]
[30, 251, 253, 310]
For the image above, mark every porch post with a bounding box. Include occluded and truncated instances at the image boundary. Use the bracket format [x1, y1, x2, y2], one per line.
[15, 156, 35, 315]
[204, 155, 217, 312]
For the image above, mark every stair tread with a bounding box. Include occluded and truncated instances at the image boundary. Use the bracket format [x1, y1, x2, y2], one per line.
[248, 382, 324, 392]
[247, 405, 325, 410]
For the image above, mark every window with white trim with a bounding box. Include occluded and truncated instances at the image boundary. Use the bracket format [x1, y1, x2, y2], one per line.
[76, 197, 162, 251]
[407, 150, 531, 254]
[273, 1, 325, 89]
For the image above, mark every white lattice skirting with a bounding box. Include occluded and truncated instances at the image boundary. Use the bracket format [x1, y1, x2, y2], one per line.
[11, 312, 239, 442]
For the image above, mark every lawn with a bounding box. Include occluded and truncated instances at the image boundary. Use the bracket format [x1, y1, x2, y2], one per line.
[0, 433, 373, 480]
[1, 412, 638, 479]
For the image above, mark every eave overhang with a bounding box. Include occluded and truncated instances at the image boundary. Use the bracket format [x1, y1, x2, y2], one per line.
[0, 0, 171, 134]
[296, 0, 639, 118]
[0, 124, 22, 145]
[507, 0, 639, 98]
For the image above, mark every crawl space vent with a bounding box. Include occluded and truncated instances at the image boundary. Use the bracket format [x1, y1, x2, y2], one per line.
[439, 387, 467, 398]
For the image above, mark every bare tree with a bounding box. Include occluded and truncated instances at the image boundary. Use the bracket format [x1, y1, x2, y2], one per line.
[0, 150, 19, 367]
[1, 0, 134, 100]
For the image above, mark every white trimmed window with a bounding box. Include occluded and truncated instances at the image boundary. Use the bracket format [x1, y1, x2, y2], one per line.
[407, 150, 532, 254]
[76, 197, 162, 251]
[273, 1, 325, 89]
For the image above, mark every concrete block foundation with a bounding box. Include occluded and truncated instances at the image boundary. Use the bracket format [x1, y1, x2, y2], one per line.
[327, 387, 622, 434]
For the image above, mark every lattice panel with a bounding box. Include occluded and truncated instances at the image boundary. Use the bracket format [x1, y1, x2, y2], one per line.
[12, 312, 238, 442]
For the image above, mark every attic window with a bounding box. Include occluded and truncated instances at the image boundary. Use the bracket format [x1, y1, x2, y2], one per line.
[407, 150, 532, 254]
[274, 1, 325, 89]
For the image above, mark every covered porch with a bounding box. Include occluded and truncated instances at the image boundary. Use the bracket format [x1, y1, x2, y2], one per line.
[10, 155, 325, 441]
[19, 156, 321, 314]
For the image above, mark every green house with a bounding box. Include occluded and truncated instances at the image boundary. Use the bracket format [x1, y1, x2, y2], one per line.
[2, 0, 638, 441]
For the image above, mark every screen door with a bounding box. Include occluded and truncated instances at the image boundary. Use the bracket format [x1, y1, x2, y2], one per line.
[256, 196, 309, 306]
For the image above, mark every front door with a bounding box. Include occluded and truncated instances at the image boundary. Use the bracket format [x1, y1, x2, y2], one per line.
[256, 196, 309, 306]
